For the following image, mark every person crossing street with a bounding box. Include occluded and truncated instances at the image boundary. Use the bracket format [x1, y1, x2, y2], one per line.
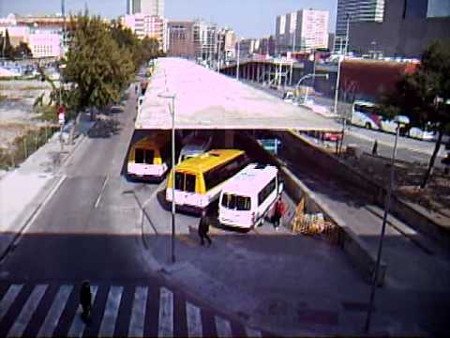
[198, 209, 212, 246]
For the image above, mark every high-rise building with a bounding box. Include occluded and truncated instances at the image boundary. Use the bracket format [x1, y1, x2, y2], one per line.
[275, 9, 329, 54]
[122, 14, 167, 51]
[217, 28, 236, 61]
[348, 0, 450, 57]
[127, 0, 164, 16]
[335, 0, 385, 52]
[167, 21, 195, 58]
[193, 20, 218, 64]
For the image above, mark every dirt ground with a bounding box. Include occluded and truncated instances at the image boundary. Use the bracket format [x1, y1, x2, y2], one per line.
[0, 80, 51, 148]
[344, 152, 450, 223]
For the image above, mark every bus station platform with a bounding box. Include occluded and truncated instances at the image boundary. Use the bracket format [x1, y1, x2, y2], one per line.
[136, 58, 340, 131]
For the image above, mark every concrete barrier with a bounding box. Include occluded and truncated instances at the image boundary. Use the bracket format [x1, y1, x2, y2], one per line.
[235, 131, 387, 285]
[278, 131, 450, 250]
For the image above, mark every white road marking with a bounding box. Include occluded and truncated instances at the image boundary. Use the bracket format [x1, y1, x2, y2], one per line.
[37, 285, 73, 337]
[214, 316, 232, 337]
[245, 326, 262, 337]
[0, 284, 23, 321]
[128, 286, 148, 337]
[23, 175, 67, 231]
[98, 286, 123, 337]
[7, 284, 48, 337]
[67, 285, 98, 337]
[94, 176, 109, 208]
[158, 287, 173, 337]
[186, 302, 202, 337]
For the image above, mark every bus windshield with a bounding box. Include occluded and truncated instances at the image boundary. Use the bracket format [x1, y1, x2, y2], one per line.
[221, 193, 251, 211]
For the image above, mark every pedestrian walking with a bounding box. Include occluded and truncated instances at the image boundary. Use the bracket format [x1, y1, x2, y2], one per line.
[134, 84, 138, 95]
[198, 209, 212, 246]
[372, 139, 378, 156]
[79, 280, 92, 322]
[273, 197, 286, 230]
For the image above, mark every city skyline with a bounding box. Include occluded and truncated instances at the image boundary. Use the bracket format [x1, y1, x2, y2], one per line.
[0, 0, 337, 37]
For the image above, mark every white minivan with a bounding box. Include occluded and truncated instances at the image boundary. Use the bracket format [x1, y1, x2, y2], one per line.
[218, 163, 283, 229]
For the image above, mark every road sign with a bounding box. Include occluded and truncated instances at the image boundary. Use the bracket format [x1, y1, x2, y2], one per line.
[58, 112, 65, 125]
[57, 105, 65, 115]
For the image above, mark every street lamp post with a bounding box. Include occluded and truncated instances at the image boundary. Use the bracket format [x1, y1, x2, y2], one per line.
[295, 73, 328, 103]
[157, 91, 177, 264]
[333, 55, 345, 154]
[236, 38, 240, 80]
[364, 117, 405, 333]
[345, 13, 350, 55]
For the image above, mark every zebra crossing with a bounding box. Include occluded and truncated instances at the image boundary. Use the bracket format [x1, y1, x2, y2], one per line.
[0, 282, 262, 337]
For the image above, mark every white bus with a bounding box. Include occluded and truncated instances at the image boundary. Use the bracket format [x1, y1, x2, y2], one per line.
[127, 131, 171, 182]
[351, 100, 382, 130]
[218, 163, 284, 229]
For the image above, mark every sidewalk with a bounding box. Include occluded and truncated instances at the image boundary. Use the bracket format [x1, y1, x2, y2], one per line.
[0, 116, 93, 260]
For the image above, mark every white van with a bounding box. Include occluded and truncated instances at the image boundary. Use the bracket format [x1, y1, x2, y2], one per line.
[178, 134, 212, 164]
[218, 163, 283, 229]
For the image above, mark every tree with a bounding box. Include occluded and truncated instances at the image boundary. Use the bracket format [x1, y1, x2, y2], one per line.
[63, 13, 135, 116]
[382, 40, 450, 188]
[0, 29, 14, 59]
[13, 42, 32, 59]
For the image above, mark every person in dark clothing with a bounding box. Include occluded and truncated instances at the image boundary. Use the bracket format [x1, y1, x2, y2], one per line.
[273, 198, 286, 230]
[372, 139, 378, 156]
[198, 210, 212, 246]
[79, 280, 92, 322]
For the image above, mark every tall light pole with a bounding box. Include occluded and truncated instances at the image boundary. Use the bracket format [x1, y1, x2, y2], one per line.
[345, 12, 350, 55]
[296, 73, 328, 103]
[158, 91, 177, 264]
[236, 38, 240, 80]
[333, 55, 345, 153]
[364, 117, 407, 332]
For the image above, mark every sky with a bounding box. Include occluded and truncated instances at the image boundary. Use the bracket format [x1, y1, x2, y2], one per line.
[0, 0, 337, 37]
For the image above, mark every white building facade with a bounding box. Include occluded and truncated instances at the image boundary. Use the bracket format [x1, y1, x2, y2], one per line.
[127, 0, 164, 16]
[28, 30, 61, 58]
[123, 14, 167, 52]
[275, 9, 329, 54]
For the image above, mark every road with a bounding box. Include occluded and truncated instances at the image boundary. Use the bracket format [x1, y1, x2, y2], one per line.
[0, 86, 260, 337]
[241, 79, 447, 166]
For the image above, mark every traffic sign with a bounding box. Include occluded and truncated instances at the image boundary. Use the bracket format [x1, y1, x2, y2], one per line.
[58, 112, 65, 125]
[57, 105, 65, 115]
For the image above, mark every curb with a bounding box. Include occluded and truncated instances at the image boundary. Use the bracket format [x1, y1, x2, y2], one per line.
[0, 127, 88, 263]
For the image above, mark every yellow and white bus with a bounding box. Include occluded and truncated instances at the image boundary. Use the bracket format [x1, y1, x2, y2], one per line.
[219, 163, 283, 229]
[166, 149, 249, 213]
[127, 131, 171, 182]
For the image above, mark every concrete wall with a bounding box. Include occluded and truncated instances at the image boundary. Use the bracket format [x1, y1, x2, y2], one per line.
[277, 131, 450, 249]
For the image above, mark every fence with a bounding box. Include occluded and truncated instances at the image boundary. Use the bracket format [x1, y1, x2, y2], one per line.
[0, 124, 58, 170]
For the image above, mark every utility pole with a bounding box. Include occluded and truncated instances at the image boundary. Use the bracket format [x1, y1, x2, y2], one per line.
[345, 13, 350, 55]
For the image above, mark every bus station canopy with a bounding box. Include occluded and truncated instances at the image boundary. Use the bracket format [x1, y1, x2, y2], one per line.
[136, 57, 340, 131]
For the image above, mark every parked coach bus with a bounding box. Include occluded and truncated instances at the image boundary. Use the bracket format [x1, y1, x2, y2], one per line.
[351, 100, 382, 130]
[127, 131, 171, 181]
[219, 163, 283, 229]
[166, 149, 249, 213]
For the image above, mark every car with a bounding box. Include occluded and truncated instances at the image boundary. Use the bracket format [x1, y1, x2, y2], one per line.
[408, 127, 435, 141]
[380, 115, 410, 134]
[323, 131, 343, 142]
